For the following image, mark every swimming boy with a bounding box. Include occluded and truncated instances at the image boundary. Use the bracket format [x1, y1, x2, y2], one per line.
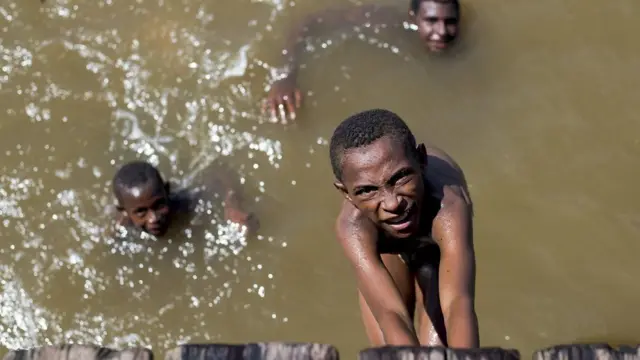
[264, 0, 460, 122]
[112, 161, 257, 237]
[329, 109, 478, 347]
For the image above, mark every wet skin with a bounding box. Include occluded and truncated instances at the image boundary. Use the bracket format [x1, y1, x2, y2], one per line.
[115, 177, 258, 237]
[411, 1, 459, 53]
[116, 181, 172, 237]
[264, 0, 460, 122]
[333, 136, 479, 347]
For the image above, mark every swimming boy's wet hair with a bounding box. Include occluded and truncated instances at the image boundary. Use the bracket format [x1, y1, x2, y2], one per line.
[410, 0, 460, 14]
[112, 161, 164, 201]
[329, 109, 417, 181]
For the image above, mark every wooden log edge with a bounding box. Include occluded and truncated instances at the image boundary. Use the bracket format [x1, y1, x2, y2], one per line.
[533, 343, 640, 360]
[166, 342, 339, 360]
[2, 345, 153, 360]
[358, 346, 521, 360]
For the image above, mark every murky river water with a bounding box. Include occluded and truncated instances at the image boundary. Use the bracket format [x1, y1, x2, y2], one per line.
[2, 0, 640, 358]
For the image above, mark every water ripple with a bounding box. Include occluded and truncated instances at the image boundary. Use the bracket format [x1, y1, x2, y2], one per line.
[0, 0, 292, 352]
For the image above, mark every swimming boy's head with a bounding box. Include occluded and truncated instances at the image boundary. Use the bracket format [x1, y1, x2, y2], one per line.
[113, 161, 171, 237]
[409, 0, 460, 53]
[330, 109, 428, 239]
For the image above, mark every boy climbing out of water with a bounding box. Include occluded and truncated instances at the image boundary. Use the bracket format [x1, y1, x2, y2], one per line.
[329, 109, 478, 347]
[112, 161, 258, 237]
[264, 0, 460, 122]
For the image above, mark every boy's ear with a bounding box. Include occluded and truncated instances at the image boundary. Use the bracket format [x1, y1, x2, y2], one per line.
[333, 181, 353, 202]
[116, 205, 125, 212]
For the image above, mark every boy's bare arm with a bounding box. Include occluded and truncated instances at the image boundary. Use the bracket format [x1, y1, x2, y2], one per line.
[265, 4, 401, 122]
[198, 162, 258, 231]
[336, 204, 419, 345]
[280, 4, 399, 76]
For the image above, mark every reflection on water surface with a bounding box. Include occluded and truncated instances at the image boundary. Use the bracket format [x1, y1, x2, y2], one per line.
[3, 0, 640, 358]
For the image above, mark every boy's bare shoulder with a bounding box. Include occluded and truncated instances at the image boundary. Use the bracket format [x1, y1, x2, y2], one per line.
[335, 200, 377, 244]
[425, 146, 469, 188]
[425, 145, 473, 215]
[426, 146, 463, 170]
[170, 186, 195, 213]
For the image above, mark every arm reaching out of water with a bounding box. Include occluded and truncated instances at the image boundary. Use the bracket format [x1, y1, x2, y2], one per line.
[336, 203, 420, 345]
[222, 185, 258, 231]
[109, 160, 258, 238]
[199, 162, 259, 233]
[264, 4, 399, 123]
[265, 0, 462, 123]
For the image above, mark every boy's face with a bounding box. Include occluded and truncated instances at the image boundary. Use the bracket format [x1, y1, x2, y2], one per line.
[117, 180, 171, 236]
[412, 1, 459, 53]
[334, 136, 427, 239]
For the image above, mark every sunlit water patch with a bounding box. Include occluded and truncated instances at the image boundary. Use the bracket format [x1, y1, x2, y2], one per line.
[0, 0, 297, 352]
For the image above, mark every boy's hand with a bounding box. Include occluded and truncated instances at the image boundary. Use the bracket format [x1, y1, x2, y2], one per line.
[263, 76, 302, 124]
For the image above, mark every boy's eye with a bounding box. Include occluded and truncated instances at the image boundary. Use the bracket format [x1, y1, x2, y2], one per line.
[355, 187, 376, 196]
[389, 168, 414, 186]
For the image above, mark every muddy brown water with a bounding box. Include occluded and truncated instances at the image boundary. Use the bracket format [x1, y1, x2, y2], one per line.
[2, 0, 640, 358]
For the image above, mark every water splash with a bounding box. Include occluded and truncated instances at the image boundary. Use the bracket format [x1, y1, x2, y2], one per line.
[0, 0, 291, 351]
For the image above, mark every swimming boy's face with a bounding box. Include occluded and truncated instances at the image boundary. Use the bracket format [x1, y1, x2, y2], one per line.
[412, 1, 459, 52]
[118, 181, 171, 237]
[335, 136, 427, 239]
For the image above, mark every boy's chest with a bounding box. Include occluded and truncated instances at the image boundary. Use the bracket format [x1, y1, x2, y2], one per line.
[376, 232, 437, 255]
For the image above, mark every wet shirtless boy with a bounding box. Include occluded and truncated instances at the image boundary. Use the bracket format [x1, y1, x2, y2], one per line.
[329, 109, 478, 347]
[112, 161, 257, 237]
[265, 0, 460, 122]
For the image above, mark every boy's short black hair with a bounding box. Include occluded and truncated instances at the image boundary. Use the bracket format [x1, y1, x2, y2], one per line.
[410, 0, 460, 14]
[329, 109, 417, 181]
[112, 161, 164, 201]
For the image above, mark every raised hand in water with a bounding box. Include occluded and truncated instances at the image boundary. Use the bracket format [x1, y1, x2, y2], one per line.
[262, 75, 302, 124]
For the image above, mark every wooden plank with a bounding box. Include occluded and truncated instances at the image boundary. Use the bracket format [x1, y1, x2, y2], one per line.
[533, 344, 640, 360]
[358, 346, 520, 360]
[165, 343, 339, 360]
[2, 345, 153, 360]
